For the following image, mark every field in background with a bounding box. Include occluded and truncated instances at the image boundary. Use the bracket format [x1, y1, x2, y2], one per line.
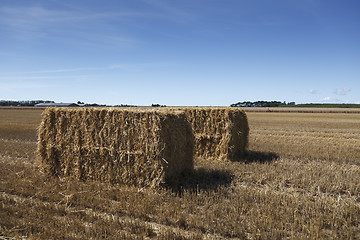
[244, 107, 360, 113]
[1, 108, 360, 239]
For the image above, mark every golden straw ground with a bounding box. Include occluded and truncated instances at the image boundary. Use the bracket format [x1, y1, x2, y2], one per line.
[1, 108, 360, 239]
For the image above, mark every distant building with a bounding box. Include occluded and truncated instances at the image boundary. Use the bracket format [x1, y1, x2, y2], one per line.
[35, 103, 80, 107]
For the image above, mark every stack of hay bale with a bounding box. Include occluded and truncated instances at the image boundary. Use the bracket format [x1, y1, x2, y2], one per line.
[37, 107, 248, 188]
[37, 108, 193, 188]
[183, 107, 249, 161]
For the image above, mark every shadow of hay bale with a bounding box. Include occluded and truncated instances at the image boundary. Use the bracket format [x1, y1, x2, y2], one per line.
[165, 167, 234, 195]
[238, 150, 280, 163]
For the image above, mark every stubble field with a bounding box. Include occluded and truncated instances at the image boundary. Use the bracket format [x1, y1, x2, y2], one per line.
[1, 108, 360, 239]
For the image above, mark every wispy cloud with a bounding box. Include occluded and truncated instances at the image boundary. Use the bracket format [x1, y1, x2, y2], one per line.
[0, 1, 204, 50]
[0, 81, 52, 91]
[0, 6, 86, 32]
[0, 4, 179, 33]
[142, 0, 198, 24]
[0, 76, 56, 80]
[334, 88, 351, 96]
[309, 89, 317, 94]
[1, 62, 175, 76]
[0, 6, 126, 28]
[321, 97, 340, 102]
[0, 5, 142, 47]
[0, 74, 99, 81]
[1, 65, 130, 76]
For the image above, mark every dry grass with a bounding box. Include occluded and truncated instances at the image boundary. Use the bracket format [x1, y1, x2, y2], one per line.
[1, 107, 360, 239]
[0, 108, 42, 141]
[247, 112, 360, 164]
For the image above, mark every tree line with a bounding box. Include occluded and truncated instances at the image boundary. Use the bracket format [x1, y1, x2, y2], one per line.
[0, 100, 54, 107]
[231, 101, 295, 107]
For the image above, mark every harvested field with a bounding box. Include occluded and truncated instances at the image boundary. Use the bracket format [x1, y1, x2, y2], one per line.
[247, 112, 360, 164]
[37, 107, 194, 188]
[1, 107, 360, 239]
[244, 107, 360, 113]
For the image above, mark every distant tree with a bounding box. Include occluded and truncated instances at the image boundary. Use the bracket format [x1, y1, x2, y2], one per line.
[231, 101, 286, 107]
[0, 99, 54, 106]
[113, 104, 137, 107]
[86, 103, 106, 107]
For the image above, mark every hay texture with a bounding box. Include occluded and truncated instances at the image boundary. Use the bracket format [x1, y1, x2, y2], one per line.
[182, 107, 249, 161]
[37, 108, 194, 188]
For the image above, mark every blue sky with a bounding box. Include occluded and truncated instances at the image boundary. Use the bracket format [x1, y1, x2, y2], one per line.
[1, 0, 359, 106]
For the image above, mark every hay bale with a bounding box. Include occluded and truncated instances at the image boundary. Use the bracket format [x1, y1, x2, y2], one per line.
[181, 107, 249, 161]
[37, 107, 194, 188]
